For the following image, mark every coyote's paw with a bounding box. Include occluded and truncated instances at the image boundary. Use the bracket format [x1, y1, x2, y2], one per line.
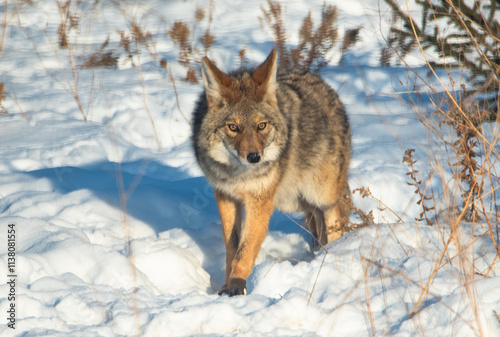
[218, 278, 247, 296]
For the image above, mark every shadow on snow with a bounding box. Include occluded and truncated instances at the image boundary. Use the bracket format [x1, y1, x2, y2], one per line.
[22, 159, 311, 291]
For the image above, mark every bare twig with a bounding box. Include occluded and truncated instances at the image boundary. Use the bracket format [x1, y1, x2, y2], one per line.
[168, 66, 191, 127]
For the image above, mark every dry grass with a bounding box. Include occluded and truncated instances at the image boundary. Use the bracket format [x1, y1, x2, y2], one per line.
[168, 21, 191, 65]
[313, 2, 500, 334]
[238, 48, 247, 68]
[117, 10, 161, 148]
[494, 310, 500, 324]
[56, 0, 87, 121]
[109, 127, 143, 337]
[0, 82, 6, 114]
[260, 0, 361, 72]
[0, 2, 31, 117]
[377, 1, 500, 334]
[56, 0, 76, 48]
[403, 149, 435, 226]
[168, 0, 216, 84]
[81, 37, 118, 69]
[0, 81, 29, 119]
[0, 0, 8, 57]
[168, 66, 191, 126]
[344, 188, 375, 231]
[117, 18, 155, 68]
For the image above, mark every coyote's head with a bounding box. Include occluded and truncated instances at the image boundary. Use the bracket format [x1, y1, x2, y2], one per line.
[199, 50, 286, 168]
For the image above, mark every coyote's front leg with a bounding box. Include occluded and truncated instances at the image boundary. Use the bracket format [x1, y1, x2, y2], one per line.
[215, 190, 274, 296]
[214, 190, 242, 294]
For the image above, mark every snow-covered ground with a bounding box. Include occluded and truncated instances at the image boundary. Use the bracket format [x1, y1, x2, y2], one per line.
[0, 0, 499, 336]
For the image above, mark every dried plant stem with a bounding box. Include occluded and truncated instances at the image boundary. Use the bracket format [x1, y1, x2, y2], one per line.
[0, 0, 7, 57]
[367, 259, 477, 331]
[361, 257, 376, 336]
[110, 127, 143, 337]
[307, 250, 328, 306]
[56, 0, 87, 121]
[135, 45, 161, 148]
[483, 252, 499, 278]
[388, 223, 408, 256]
[356, 187, 405, 224]
[411, 210, 467, 315]
[111, 3, 161, 148]
[6, 90, 29, 120]
[168, 66, 191, 127]
[403, 0, 490, 147]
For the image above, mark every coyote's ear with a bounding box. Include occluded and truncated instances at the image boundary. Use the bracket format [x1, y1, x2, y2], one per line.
[253, 49, 278, 107]
[201, 57, 231, 109]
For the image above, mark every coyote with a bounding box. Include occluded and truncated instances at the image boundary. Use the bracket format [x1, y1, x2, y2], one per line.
[192, 49, 351, 296]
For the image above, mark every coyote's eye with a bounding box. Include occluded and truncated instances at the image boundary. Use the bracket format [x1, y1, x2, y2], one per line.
[227, 124, 239, 132]
[257, 122, 267, 131]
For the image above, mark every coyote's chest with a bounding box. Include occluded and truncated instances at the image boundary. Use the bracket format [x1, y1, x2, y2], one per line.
[273, 183, 304, 212]
[214, 164, 303, 213]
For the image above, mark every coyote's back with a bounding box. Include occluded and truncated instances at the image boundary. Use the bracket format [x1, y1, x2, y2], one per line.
[192, 50, 351, 296]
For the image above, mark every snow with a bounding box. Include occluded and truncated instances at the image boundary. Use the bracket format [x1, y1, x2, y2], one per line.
[0, 0, 499, 336]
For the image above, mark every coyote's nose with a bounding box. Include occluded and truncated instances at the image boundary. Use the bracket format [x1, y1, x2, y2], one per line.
[246, 152, 261, 164]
